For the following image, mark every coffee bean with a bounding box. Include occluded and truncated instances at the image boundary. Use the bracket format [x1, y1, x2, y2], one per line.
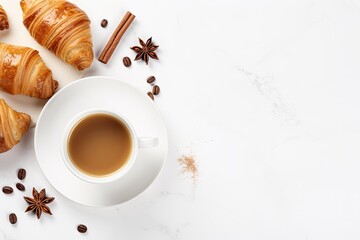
[16, 183, 25, 191]
[17, 168, 26, 180]
[9, 213, 17, 224]
[152, 85, 160, 95]
[2, 186, 13, 194]
[147, 76, 156, 84]
[123, 57, 131, 67]
[77, 224, 87, 233]
[147, 92, 154, 100]
[101, 19, 108, 28]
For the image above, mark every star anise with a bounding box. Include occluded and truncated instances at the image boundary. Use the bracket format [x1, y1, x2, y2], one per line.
[24, 188, 55, 219]
[131, 37, 159, 65]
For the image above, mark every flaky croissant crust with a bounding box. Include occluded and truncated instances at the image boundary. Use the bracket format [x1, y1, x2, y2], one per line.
[0, 99, 30, 153]
[21, 0, 94, 70]
[0, 5, 9, 31]
[0, 42, 58, 99]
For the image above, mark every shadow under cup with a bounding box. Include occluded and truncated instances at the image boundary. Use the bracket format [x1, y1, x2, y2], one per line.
[62, 110, 138, 184]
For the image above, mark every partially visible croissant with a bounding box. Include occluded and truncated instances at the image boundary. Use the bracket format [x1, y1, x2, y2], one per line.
[0, 43, 58, 99]
[0, 99, 30, 153]
[0, 5, 9, 31]
[21, 0, 94, 70]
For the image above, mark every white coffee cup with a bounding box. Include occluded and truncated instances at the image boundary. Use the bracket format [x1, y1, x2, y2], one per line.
[61, 109, 158, 184]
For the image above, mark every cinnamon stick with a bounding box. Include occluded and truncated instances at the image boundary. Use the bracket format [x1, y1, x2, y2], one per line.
[98, 11, 135, 64]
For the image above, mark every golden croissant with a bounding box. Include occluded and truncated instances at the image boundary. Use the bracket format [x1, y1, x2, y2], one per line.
[0, 99, 31, 153]
[21, 0, 94, 70]
[0, 42, 58, 99]
[0, 5, 9, 30]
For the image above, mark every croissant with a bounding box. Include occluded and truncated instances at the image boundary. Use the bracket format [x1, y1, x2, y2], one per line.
[21, 0, 94, 70]
[0, 99, 30, 153]
[0, 42, 58, 99]
[0, 5, 9, 31]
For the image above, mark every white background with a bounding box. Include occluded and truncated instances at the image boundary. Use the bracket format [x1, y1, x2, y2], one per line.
[1, 0, 360, 239]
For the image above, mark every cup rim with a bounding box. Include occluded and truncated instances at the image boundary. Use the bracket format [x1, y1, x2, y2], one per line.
[61, 108, 138, 184]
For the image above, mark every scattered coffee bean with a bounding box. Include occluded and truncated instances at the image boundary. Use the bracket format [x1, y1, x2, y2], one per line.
[101, 19, 108, 28]
[16, 183, 25, 191]
[147, 76, 156, 84]
[152, 85, 160, 95]
[9, 213, 17, 224]
[77, 224, 87, 233]
[18, 168, 26, 180]
[123, 57, 131, 67]
[2, 186, 13, 194]
[147, 92, 154, 100]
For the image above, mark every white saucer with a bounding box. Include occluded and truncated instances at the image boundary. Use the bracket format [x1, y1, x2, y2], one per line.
[34, 76, 168, 207]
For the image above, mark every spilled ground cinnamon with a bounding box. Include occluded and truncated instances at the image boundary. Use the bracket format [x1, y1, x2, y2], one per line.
[98, 11, 135, 64]
[177, 155, 198, 183]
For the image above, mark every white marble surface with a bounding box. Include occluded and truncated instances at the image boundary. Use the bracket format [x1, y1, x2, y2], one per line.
[1, 0, 360, 239]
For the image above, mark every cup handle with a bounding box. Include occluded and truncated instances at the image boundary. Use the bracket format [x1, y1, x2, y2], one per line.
[138, 137, 158, 148]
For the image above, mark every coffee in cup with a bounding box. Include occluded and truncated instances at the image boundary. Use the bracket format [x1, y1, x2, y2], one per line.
[62, 109, 158, 183]
[67, 113, 133, 177]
